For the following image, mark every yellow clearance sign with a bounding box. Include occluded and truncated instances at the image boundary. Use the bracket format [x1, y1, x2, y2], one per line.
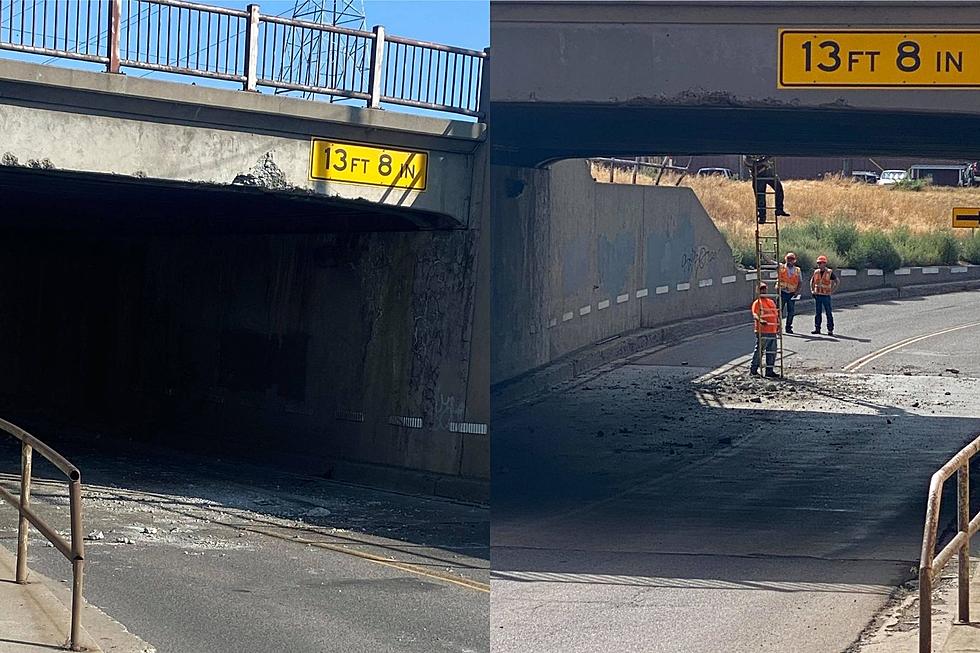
[779, 31, 980, 88]
[953, 207, 980, 228]
[310, 139, 427, 191]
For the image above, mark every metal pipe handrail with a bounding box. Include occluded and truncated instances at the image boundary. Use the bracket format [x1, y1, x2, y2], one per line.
[591, 156, 690, 173]
[260, 12, 373, 39]
[385, 34, 488, 58]
[139, 0, 247, 18]
[0, 418, 85, 651]
[919, 433, 980, 652]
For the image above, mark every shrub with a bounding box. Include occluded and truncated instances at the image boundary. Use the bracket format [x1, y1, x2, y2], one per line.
[892, 229, 962, 266]
[891, 178, 928, 192]
[963, 232, 980, 264]
[826, 216, 860, 256]
[846, 231, 902, 271]
[933, 230, 962, 265]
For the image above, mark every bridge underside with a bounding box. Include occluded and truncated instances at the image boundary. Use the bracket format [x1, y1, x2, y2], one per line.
[491, 104, 980, 167]
[0, 166, 460, 233]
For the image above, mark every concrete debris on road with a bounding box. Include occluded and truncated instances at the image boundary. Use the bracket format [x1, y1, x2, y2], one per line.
[85, 530, 105, 541]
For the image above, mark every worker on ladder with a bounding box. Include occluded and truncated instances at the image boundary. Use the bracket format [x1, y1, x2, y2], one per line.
[744, 155, 790, 223]
[750, 281, 781, 378]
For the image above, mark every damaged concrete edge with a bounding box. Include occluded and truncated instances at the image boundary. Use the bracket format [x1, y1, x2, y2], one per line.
[0, 57, 485, 142]
[492, 279, 980, 415]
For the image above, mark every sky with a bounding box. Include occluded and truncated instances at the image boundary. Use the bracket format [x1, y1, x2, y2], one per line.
[330, 1, 487, 51]
[208, 1, 488, 50]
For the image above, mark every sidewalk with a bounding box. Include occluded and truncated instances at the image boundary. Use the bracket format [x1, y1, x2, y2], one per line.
[940, 560, 980, 652]
[0, 547, 152, 653]
[860, 558, 980, 653]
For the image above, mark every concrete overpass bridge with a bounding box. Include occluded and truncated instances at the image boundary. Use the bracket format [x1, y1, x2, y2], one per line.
[0, 2, 489, 499]
[491, 0, 980, 166]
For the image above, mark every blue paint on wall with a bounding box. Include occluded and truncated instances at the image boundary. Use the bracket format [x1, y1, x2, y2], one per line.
[598, 230, 636, 295]
[561, 233, 591, 300]
[645, 215, 695, 289]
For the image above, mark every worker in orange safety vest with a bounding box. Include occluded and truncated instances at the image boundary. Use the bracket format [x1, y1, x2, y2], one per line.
[810, 254, 840, 336]
[777, 252, 803, 334]
[750, 281, 780, 378]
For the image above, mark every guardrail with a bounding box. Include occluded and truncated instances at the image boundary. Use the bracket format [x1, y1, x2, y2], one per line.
[0, 0, 486, 118]
[919, 434, 980, 653]
[0, 418, 85, 651]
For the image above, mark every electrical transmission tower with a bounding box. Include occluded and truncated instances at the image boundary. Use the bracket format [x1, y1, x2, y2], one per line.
[278, 0, 368, 101]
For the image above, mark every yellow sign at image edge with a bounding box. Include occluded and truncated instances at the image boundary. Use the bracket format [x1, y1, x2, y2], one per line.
[779, 30, 980, 88]
[310, 140, 428, 191]
[952, 207, 980, 228]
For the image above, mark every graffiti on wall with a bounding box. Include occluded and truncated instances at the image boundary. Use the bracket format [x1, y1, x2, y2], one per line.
[409, 234, 471, 429]
[433, 392, 465, 431]
[681, 246, 719, 278]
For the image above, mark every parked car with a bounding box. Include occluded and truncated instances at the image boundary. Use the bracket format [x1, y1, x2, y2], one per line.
[696, 167, 734, 179]
[877, 169, 909, 185]
[850, 171, 879, 184]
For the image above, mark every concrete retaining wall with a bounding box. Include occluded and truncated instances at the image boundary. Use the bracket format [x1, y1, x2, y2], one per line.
[492, 158, 980, 387]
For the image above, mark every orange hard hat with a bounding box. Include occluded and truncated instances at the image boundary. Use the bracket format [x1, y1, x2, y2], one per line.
[816, 255, 828, 264]
[785, 252, 797, 261]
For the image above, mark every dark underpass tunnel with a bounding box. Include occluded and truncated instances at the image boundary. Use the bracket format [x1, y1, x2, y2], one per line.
[0, 229, 354, 461]
[0, 167, 470, 480]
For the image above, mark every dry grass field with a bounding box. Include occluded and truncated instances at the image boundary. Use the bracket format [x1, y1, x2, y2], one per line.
[591, 162, 980, 269]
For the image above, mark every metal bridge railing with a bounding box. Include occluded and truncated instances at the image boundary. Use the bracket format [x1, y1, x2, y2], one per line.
[919, 434, 980, 653]
[0, 418, 85, 651]
[591, 156, 694, 186]
[0, 0, 486, 118]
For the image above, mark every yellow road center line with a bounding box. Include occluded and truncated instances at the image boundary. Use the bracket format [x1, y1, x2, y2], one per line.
[245, 525, 490, 593]
[843, 321, 980, 372]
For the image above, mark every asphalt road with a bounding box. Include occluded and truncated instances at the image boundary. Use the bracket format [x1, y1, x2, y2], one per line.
[492, 289, 980, 653]
[0, 441, 489, 653]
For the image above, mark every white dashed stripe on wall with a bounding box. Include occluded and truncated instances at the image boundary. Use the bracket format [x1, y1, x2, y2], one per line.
[449, 422, 488, 435]
[676, 283, 690, 291]
[562, 311, 574, 322]
[617, 294, 630, 304]
[598, 300, 610, 310]
[549, 318, 557, 328]
[698, 279, 713, 288]
[952, 266, 968, 274]
[656, 286, 669, 294]
[894, 268, 911, 276]
[867, 269, 883, 276]
[923, 267, 940, 274]
[389, 416, 423, 429]
[335, 410, 364, 423]
[579, 305, 591, 316]
[840, 269, 857, 277]
[636, 288, 649, 298]
[745, 272, 758, 281]
[722, 275, 737, 284]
